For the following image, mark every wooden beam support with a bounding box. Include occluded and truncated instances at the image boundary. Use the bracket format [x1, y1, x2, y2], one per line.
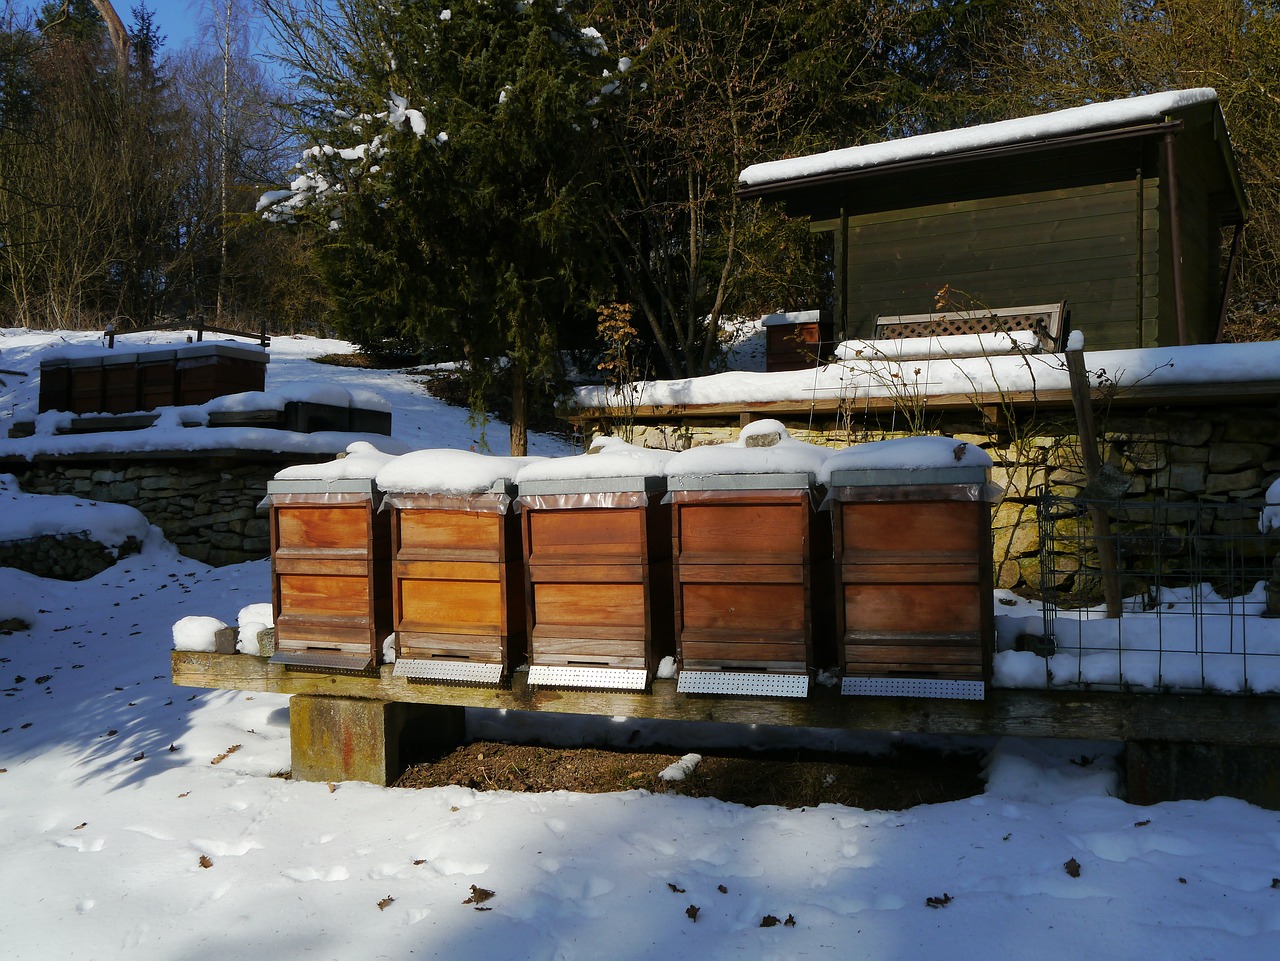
[173, 652, 1280, 748]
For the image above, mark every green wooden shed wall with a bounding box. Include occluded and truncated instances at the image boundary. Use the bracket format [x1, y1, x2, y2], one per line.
[740, 91, 1246, 351]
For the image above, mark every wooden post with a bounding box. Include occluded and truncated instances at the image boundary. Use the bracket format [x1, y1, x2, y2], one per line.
[289, 695, 464, 785]
[1065, 348, 1122, 618]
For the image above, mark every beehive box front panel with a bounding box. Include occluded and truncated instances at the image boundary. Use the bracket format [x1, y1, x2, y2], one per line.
[102, 360, 140, 414]
[835, 498, 991, 683]
[69, 363, 105, 414]
[271, 497, 391, 667]
[521, 500, 672, 674]
[672, 492, 819, 672]
[389, 499, 524, 671]
[137, 357, 176, 410]
[526, 508, 644, 559]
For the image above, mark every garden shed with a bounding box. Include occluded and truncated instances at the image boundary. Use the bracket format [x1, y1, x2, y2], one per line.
[738, 88, 1246, 350]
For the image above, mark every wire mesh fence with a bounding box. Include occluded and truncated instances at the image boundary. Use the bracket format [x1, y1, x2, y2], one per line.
[1023, 493, 1280, 694]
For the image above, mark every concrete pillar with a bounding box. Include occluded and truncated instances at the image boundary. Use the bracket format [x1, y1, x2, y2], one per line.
[1126, 740, 1280, 809]
[289, 695, 465, 785]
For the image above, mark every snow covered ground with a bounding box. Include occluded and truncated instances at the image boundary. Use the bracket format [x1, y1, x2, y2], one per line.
[3, 329, 1280, 960]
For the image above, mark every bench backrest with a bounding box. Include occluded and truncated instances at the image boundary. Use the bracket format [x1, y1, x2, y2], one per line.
[875, 301, 1066, 351]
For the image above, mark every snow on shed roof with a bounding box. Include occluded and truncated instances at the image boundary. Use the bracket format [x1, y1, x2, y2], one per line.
[739, 88, 1219, 189]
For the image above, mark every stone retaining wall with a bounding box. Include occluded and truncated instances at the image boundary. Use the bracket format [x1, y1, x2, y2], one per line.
[8, 454, 325, 566]
[620, 400, 1280, 596]
[0, 532, 142, 580]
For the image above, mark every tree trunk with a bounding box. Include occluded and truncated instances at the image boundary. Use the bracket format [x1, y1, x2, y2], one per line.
[510, 357, 528, 456]
[88, 0, 131, 79]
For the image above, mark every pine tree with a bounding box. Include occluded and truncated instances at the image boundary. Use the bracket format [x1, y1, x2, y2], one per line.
[263, 0, 618, 454]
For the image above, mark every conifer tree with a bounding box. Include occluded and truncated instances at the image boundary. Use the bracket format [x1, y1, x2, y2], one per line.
[263, 0, 619, 454]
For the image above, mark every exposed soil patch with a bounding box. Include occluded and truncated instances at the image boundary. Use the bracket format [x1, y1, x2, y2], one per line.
[394, 741, 985, 810]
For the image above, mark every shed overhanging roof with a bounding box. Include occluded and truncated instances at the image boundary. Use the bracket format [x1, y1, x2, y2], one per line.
[739, 87, 1235, 199]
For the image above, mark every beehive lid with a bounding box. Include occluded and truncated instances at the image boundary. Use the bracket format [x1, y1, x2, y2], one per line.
[268, 477, 380, 496]
[101, 351, 140, 366]
[667, 470, 815, 492]
[66, 355, 104, 368]
[175, 342, 268, 363]
[517, 474, 666, 496]
[827, 466, 989, 488]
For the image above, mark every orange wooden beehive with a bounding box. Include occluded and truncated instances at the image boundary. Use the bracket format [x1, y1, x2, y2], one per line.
[268, 477, 392, 671]
[518, 477, 673, 690]
[386, 485, 524, 685]
[827, 465, 995, 700]
[670, 473, 831, 697]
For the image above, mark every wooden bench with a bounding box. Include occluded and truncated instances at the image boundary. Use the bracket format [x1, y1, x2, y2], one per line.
[875, 301, 1067, 351]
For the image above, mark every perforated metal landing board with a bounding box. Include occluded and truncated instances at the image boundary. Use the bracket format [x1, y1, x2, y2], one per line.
[842, 676, 985, 700]
[526, 666, 648, 690]
[677, 671, 809, 698]
[269, 650, 374, 673]
[392, 659, 504, 685]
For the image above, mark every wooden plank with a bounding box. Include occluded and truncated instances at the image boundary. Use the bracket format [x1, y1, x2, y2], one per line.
[276, 506, 370, 551]
[526, 561, 648, 583]
[170, 651, 1280, 747]
[399, 578, 503, 632]
[841, 563, 979, 584]
[529, 634, 648, 658]
[527, 509, 644, 556]
[274, 556, 371, 577]
[680, 582, 806, 630]
[277, 574, 371, 615]
[676, 502, 807, 558]
[532, 582, 647, 626]
[844, 584, 982, 634]
[676, 562, 805, 584]
[681, 639, 810, 662]
[397, 510, 504, 553]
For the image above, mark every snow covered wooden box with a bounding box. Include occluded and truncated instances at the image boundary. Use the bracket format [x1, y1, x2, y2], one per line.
[37, 358, 71, 413]
[136, 349, 178, 410]
[664, 422, 835, 697]
[268, 475, 392, 672]
[101, 351, 142, 414]
[67, 355, 106, 414]
[823, 440, 997, 700]
[668, 475, 831, 697]
[385, 484, 525, 685]
[175, 342, 268, 406]
[516, 474, 674, 691]
[763, 310, 833, 372]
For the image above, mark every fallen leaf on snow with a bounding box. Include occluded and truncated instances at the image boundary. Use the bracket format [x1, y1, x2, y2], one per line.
[925, 893, 952, 908]
[377, 896, 394, 911]
[463, 885, 495, 906]
[717, 884, 728, 894]
[761, 915, 781, 928]
[210, 744, 241, 765]
[667, 882, 685, 893]
[1065, 858, 1082, 878]
[199, 855, 213, 869]
[1134, 819, 1151, 827]
[685, 905, 699, 922]
[784, 914, 796, 927]
[74, 822, 87, 830]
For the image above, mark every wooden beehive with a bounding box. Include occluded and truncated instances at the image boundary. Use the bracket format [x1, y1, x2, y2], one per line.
[137, 349, 177, 411]
[269, 478, 392, 671]
[829, 467, 994, 699]
[388, 487, 524, 684]
[763, 311, 833, 373]
[67, 355, 105, 414]
[519, 477, 672, 690]
[670, 474, 831, 696]
[101, 352, 141, 414]
[38, 358, 71, 413]
[175, 343, 267, 405]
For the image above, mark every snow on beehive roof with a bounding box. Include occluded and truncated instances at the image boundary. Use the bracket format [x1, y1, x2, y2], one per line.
[664, 419, 831, 477]
[740, 88, 1218, 188]
[273, 440, 402, 481]
[514, 435, 674, 482]
[817, 435, 992, 485]
[376, 448, 541, 494]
